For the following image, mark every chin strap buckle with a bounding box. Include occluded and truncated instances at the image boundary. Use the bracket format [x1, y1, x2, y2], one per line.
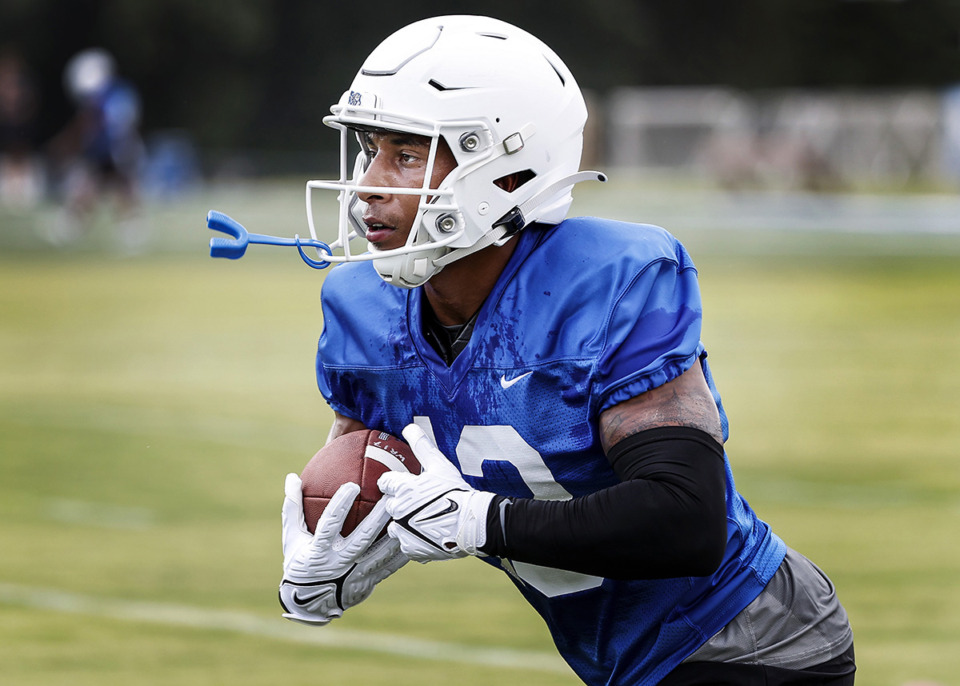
[492, 206, 526, 236]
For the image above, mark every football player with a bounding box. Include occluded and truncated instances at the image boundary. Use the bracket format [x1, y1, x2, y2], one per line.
[278, 15, 855, 685]
[47, 48, 146, 250]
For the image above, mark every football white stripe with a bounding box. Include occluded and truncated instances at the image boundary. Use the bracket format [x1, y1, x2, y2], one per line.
[365, 444, 411, 473]
[0, 583, 570, 674]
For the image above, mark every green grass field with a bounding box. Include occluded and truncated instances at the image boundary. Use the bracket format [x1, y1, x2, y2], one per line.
[1, 180, 958, 685]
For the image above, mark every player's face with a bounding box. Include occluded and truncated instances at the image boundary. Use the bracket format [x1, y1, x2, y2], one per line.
[355, 131, 457, 251]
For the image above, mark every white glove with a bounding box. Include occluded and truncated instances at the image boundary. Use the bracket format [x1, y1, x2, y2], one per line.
[279, 473, 407, 626]
[377, 424, 496, 563]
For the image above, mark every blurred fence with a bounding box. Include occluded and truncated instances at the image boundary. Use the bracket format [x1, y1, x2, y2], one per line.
[601, 86, 960, 191]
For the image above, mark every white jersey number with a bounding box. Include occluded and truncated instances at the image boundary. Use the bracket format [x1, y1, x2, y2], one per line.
[413, 417, 603, 597]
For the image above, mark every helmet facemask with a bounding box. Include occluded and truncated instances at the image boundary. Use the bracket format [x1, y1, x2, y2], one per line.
[307, 108, 486, 288]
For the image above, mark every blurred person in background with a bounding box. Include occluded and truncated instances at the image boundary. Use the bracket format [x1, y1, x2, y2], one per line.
[272, 15, 856, 686]
[0, 46, 44, 209]
[47, 47, 147, 251]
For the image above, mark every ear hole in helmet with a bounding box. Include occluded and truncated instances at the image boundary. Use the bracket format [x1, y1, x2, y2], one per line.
[494, 169, 536, 193]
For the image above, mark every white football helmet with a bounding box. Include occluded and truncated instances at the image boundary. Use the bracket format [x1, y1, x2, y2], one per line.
[305, 15, 605, 288]
[64, 48, 115, 104]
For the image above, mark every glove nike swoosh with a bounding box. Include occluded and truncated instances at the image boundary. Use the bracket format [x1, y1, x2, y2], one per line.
[292, 588, 329, 605]
[420, 497, 460, 521]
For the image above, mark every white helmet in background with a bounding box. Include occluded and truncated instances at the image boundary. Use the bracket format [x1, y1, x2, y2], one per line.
[306, 15, 604, 288]
[64, 48, 115, 104]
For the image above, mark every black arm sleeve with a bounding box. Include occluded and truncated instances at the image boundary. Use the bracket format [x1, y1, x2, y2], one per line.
[478, 426, 727, 580]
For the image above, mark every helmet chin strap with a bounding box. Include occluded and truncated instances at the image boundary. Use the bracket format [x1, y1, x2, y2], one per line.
[372, 170, 606, 289]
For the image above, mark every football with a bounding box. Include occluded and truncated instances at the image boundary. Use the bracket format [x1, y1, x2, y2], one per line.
[300, 429, 421, 535]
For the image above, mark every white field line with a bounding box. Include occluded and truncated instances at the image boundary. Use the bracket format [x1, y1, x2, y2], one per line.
[0, 583, 571, 675]
[46, 499, 157, 530]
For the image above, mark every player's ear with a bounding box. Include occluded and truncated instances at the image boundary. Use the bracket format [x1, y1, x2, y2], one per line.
[494, 172, 521, 192]
[493, 170, 536, 193]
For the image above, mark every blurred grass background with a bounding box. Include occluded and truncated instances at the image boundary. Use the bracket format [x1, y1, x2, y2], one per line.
[1, 180, 959, 685]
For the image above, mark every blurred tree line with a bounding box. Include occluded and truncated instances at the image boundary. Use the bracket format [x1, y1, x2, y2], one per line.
[3, 0, 959, 169]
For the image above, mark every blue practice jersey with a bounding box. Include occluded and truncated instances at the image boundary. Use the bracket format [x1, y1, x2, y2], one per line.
[316, 217, 786, 685]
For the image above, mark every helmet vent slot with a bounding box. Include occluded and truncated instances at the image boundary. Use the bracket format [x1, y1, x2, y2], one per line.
[545, 58, 566, 86]
[429, 79, 469, 92]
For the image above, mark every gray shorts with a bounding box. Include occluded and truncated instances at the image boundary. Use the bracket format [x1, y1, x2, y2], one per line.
[684, 547, 854, 669]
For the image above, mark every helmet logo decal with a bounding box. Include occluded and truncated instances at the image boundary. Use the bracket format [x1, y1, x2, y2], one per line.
[348, 90, 362, 106]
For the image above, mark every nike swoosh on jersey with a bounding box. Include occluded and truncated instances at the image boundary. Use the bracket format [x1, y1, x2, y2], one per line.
[500, 371, 533, 389]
